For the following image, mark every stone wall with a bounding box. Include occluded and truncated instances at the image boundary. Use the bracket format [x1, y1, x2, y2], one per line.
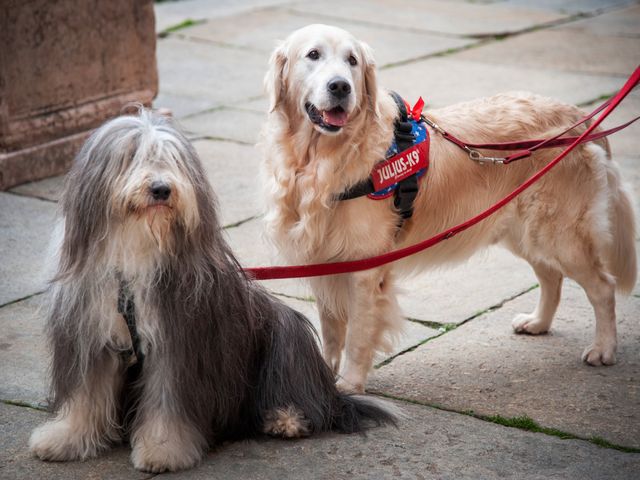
[0, 0, 158, 189]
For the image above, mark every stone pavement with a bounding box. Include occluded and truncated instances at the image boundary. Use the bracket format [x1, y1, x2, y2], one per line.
[1, 0, 639, 478]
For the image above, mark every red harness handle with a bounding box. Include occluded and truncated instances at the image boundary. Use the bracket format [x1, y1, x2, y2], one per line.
[244, 66, 640, 281]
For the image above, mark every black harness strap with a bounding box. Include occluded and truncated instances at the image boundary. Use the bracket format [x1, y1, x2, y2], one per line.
[389, 91, 420, 221]
[335, 91, 421, 221]
[117, 280, 145, 374]
[335, 176, 375, 200]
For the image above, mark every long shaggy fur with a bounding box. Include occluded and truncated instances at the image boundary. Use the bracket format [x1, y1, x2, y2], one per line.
[260, 24, 638, 393]
[29, 108, 397, 473]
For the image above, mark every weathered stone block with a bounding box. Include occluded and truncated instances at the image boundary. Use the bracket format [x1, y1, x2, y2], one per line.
[0, 0, 158, 189]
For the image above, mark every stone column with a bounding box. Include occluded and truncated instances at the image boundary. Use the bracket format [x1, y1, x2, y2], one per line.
[0, 0, 158, 190]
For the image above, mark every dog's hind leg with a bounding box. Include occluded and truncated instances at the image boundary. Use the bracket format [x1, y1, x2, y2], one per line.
[29, 350, 123, 461]
[566, 264, 617, 366]
[512, 262, 563, 335]
[337, 268, 403, 394]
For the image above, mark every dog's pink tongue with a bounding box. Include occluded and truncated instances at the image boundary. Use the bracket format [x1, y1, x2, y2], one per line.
[322, 109, 348, 127]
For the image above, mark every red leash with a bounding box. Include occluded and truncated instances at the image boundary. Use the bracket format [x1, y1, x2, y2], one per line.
[245, 66, 640, 281]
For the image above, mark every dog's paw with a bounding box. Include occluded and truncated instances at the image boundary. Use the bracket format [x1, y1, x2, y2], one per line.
[511, 313, 550, 335]
[131, 419, 205, 473]
[29, 419, 101, 462]
[336, 377, 365, 395]
[582, 342, 617, 366]
[131, 438, 203, 473]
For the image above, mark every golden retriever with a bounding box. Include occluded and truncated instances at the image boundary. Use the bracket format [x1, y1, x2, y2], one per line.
[259, 24, 637, 393]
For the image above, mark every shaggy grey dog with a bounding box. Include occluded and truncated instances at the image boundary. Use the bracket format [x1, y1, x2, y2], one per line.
[28, 108, 397, 473]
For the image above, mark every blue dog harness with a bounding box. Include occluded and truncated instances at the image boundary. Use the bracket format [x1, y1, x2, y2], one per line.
[336, 92, 430, 220]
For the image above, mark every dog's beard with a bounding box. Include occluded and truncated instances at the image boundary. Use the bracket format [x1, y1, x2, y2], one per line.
[145, 207, 174, 253]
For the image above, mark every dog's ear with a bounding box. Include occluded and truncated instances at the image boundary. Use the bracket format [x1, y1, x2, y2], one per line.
[265, 42, 287, 113]
[360, 41, 379, 117]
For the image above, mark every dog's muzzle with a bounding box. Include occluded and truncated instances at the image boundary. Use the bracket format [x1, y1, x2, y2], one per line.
[328, 77, 351, 100]
[305, 76, 352, 132]
[150, 181, 172, 201]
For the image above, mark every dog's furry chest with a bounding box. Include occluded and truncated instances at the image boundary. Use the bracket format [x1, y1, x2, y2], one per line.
[271, 194, 398, 264]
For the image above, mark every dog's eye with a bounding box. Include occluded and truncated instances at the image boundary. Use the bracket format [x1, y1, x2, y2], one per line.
[348, 55, 358, 67]
[307, 49, 320, 61]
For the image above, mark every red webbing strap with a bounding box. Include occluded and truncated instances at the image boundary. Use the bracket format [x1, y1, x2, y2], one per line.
[442, 97, 611, 152]
[426, 94, 639, 163]
[244, 66, 640, 281]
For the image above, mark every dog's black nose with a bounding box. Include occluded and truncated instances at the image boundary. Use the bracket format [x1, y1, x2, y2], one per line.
[150, 181, 171, 201]
[327, 77, 351, 99]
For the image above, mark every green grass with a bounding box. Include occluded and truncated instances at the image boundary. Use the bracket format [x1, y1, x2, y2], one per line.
[484, 414, 573, 439]
[222, 214, 260, 229]
[374, 393, 640, 453]
[483, 414, 640, 453]
[408, 319, 458, 332]
[159, 19, 204, 36]
[274, 292, 316, 303]
[375, 322, 456, 369]
[578, 93, 614, 108]
[2, 399, 47, 412]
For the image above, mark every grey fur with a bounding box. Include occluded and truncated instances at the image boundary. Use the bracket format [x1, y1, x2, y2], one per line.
[32, 108, 398, 473]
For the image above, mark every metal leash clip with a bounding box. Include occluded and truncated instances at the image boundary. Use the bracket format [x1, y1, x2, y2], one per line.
[421, 115, 445, 135]
[465, 148, 506, 165]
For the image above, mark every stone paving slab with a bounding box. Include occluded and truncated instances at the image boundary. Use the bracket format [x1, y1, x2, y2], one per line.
[369, 281, 640, 448]
[181, 108, 265, 145]
[155, 37, 268, 118]
[378, 56, 627, 109]
[277, 295, 441, 365]
[602, 90, 640, 159]
[289, 0, 567, 37]
[9, 177, 64, 203]
[0, 403, 150, 480]
[238, 96, 270, 114]
[0, 295, 47, 408]
[193, 139, 263, 227]
[167, 401, 640, 480]
[453, 27, 640, 76]
[555, 2, 640, 36]
[154, 0, 312, 33]
[4, 400, 638, 480]
[503, 0, 635, 15]
[397, 246, 537, 324]
[0, 193, 56, 306]
[223, 217, 312, 299]
[180, 8, 476, 67]
[153, 91, 220, 120]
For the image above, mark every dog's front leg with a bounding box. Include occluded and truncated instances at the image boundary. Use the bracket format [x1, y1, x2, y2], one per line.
[337, 268, 403, 393]
[130, 358, 208, 473]
[29, 350, 123, 461]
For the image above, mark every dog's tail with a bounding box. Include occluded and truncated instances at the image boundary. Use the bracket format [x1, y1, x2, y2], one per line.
[329, 392, 402, 434]
[256, 294, 400, 437]
[608, 170, 637, 294]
